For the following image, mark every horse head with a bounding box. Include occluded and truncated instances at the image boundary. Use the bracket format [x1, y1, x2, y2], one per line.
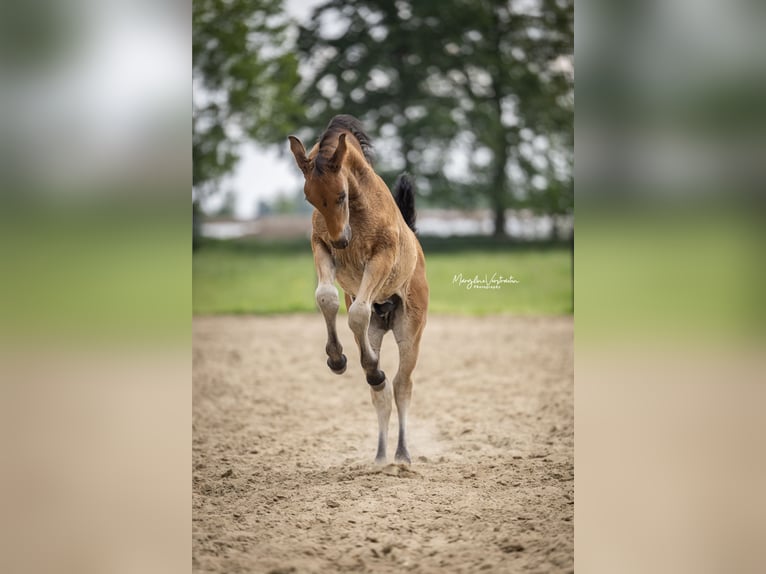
[288, 134, 351, 249]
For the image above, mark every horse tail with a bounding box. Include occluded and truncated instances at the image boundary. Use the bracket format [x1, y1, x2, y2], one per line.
[393, 173, 417, 234]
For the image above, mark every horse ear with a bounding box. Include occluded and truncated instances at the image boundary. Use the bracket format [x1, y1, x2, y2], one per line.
[288, 136, 309, 176]
[328, 133, 347, 172]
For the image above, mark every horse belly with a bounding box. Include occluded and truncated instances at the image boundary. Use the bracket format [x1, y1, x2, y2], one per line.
[335, 266, 404, 303]
[335, 262, 406, 302]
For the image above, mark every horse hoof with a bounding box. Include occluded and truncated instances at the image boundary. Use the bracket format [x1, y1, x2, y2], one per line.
[366, 369, 386, 387]
[327, 354, 347, 374]
[395, 450, 412, 465]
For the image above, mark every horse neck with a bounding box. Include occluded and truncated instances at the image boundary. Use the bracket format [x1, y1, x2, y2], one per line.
[343, 150, 385, 211]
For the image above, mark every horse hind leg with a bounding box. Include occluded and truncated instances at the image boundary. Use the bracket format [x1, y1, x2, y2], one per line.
[392, 297, 427, 465]
[367, 316, 392, 464]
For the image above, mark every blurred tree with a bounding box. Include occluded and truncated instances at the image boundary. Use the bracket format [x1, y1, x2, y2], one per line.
[296, 0, 460, 190]
[193, 0, 303, 199]
[212, 189, 237, 218]
[297, 0, 573, 237]
[441, 0, 574, 236]
[256, 199, 273, 217]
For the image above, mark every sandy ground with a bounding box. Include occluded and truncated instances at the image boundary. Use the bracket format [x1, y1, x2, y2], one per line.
[193, 314, 573, 573]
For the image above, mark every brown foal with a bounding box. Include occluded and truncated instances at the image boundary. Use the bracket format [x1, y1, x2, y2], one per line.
[288, 115, 428, 464]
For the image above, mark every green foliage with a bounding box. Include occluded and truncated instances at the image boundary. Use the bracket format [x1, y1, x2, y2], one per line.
[212, 189, 237, 217]
[296, 0, 574, 231]
[193, 0, 303, 197]
[193, 238, 572, 315]
[192, 0, 573, 231]
[296, 1, 462, 179]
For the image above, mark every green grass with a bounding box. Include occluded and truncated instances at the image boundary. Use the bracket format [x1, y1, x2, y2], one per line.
[426, 249, 572, 315]
[193, 237, 572, 316]
[576, 209, 761, 342]
[193, 240, 316, 315]
[0, 208, 191, 343]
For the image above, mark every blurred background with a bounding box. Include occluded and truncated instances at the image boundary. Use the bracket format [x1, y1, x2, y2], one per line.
[192, 0, 574, 317]
[576, 0, 766, 573]
[0, 0, 762, 570]
[0, 2, 189, 573]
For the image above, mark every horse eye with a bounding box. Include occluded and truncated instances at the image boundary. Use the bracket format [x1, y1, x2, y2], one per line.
[337, 192, 346, 205]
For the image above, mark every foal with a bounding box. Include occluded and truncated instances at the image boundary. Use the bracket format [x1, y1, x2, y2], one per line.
[288, 115, 428, 465]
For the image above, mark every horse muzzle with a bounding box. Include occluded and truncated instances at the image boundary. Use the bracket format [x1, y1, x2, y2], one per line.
[330, 225, 352, 249]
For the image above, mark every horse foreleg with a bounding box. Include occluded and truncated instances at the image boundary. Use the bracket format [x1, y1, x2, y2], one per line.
[313, 242, 346, 374]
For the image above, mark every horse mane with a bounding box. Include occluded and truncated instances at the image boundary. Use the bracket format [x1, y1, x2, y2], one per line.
[314, 114, 375, 174]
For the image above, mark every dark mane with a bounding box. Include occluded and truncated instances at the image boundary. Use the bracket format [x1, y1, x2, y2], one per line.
[315, 114, 375, 174]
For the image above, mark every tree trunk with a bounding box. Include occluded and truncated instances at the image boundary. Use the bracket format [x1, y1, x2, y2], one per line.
[492, 203, 506, 238]
[192, 200, 203, 251]
[488, 5, 509, 239]
[490, 139, 509, 238]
